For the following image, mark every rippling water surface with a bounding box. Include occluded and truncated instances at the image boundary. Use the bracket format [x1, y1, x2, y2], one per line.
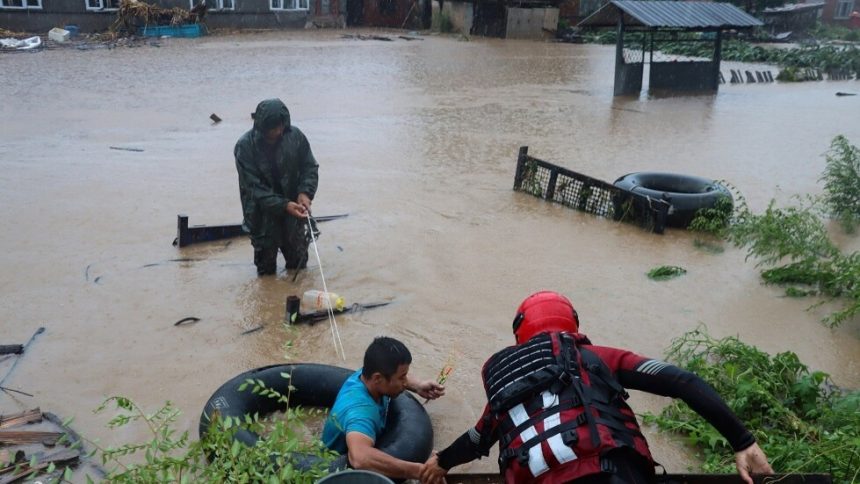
[1, 29, 858, 475]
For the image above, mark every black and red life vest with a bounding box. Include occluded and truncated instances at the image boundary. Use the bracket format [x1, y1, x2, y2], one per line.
[481, 332, 653, 483]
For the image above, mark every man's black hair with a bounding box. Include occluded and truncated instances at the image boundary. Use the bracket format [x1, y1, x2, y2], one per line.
[362, 336, 412, 379]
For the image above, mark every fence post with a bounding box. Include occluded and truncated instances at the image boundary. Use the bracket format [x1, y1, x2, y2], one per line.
[514, 146, 529, 190]
[545, 170, 559, 200]
[177, 214, 190, 248]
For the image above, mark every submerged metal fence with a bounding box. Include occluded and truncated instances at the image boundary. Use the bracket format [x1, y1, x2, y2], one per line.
[512, 146, 671, 234]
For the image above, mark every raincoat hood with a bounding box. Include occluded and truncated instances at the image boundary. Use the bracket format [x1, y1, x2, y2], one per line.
[252, 98, 291, 133]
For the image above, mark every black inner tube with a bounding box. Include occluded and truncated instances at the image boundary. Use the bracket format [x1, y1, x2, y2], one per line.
[198, 363, 434, 476]
[614, 172, 732, 228]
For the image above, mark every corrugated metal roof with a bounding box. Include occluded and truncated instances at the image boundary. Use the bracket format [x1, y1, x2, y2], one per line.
[578, 1, 764, 29]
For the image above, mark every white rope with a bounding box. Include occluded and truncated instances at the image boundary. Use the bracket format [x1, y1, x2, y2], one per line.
[307, 216, 346, 361]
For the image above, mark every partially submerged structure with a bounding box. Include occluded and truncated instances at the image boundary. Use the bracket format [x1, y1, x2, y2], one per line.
[436, 0, 560, 39]
[762, 2, 825, 35]
[577, 1, 762, 96]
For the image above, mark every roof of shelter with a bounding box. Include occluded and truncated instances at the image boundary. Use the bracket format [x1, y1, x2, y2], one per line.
[763, 2, 825, 15]
[577, 1, 764, 29]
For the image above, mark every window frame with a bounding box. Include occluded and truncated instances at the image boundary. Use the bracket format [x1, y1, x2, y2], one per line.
[189, 0, 234, 11]
[0, 0, 43, 10]
[85, 0, 121, 11]
[271, 0, 310, 12]
[835, 0, 855, 18]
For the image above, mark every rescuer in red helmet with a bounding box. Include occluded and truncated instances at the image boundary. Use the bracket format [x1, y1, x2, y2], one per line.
[420, 291, 773, 484]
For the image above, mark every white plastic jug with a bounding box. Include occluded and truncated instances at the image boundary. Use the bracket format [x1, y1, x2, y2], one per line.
[302, 290, 345, 312]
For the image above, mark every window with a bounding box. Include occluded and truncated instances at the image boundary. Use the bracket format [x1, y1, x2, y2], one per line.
[0, 0, 42, 9]
[835, 0, 855, 18]
[85, 0, 121, 10]
[271, 0, 309, 11]
[190, 0, 234, 11]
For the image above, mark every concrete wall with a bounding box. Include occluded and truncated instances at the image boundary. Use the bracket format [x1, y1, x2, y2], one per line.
[1, 0, 314, 33]
[650, 61, 718, 91]
[504, 6, 558, 39]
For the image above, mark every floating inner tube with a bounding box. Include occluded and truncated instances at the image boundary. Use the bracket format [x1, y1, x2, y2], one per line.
[614, 172, 732, 228]
[199, 363, 434, 475]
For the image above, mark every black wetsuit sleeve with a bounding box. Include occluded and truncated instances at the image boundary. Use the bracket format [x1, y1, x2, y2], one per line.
[437, 428, 488, 470]
[617, 361, 755, 452]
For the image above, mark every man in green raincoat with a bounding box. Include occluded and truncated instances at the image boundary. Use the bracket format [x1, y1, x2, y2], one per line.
[234, 99, 319, 276]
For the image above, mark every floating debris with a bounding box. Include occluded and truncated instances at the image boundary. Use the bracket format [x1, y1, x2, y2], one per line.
[341, 34, 393, 41]
[109, 146, 144, 152]
[240, 325, 265, 335]
[295, 301, 392, 324]
[173, 316, 201, 326]
[210, 113, 222, 123]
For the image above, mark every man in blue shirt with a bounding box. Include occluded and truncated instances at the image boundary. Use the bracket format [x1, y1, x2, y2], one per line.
[322, 336, 445, 480]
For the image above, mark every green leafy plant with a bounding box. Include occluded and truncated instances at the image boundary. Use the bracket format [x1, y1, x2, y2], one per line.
[84, 386, 336, 483]
[652, 39, 860, 81]
[76, 321, 337, 483]
[647, 265, 687, 280]
[686, 143, 859, 327]
[642, 328, 860, 482]
[819, 135, 860, 233]
[688, 193, 735, 238]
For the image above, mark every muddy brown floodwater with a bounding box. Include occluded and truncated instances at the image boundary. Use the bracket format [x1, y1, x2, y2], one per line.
[1, 29, 859, 478]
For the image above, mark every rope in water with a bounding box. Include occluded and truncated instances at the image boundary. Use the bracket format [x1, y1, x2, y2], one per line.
[307, 215, 346, 361]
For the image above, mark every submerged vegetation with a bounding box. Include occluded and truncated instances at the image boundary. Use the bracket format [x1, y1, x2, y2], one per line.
[647, 265, 687, 280]
[580, 30, 860, 81]
[689, 136, 860, 327]
[661, 41, 860, 80]
[642, 328, 860, 483]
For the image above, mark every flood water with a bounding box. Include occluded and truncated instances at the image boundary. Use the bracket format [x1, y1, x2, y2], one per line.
[1, 30, 859, 476]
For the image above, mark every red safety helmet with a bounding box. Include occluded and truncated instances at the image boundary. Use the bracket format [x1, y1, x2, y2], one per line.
[512, 291, 579, 344]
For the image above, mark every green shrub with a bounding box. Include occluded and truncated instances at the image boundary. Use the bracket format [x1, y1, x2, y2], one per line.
[819, 135, 860, 233]
[83, 386, 336, 483]
[642, 328, 860, 482]
[687, 137, 860, 327]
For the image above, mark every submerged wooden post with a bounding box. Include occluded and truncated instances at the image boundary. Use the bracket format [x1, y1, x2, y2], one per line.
[514, 146, 529, 190]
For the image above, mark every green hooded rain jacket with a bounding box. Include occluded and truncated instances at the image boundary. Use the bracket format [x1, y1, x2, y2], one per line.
[234, 99, 319, 248]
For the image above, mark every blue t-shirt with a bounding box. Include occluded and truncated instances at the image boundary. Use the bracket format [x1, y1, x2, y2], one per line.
[322, 369, 390, 454]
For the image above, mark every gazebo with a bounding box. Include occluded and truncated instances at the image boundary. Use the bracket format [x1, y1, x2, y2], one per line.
[577, 1, 763, 95]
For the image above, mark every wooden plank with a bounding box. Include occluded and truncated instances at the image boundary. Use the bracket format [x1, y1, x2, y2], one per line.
[0, 408, 41, 429]
[0, 430, 63, 445]
[0, 450, 24, 465]
[0, 449, 79, 484]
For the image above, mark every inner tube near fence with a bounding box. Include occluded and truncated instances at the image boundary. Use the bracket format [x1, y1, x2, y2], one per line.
[199, 363, 434, 476]
[613, 172, 732, 228]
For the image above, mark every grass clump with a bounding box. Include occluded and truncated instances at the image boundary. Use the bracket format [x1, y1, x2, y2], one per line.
[647, 265, 687, 280]
[642, 327, 860, 482]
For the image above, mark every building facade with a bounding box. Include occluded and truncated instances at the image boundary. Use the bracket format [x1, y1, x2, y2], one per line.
[0, 0, 348, 33]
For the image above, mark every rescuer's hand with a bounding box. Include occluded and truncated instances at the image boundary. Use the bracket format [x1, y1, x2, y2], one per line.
[297, 192, 312, 212]
[735, 442, 773, 484]
[419, 453, 447, 484]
